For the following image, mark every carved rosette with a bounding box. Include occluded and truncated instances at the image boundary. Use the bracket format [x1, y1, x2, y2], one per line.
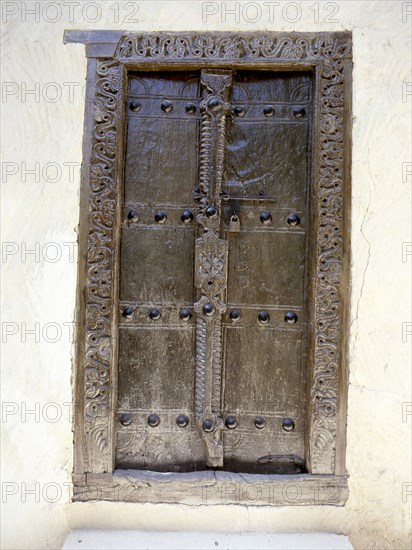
[83, 59, 122, 473]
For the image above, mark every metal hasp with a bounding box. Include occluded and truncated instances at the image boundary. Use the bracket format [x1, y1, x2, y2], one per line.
[64, 30, 352, 505]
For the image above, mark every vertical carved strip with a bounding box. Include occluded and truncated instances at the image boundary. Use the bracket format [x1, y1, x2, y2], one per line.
[211, 317, 223, 413]
[83, 60, 122, 473]
[309, 45, 349, 474]
[194, 314, 224, 416]
[195, 317, 207, 416]
[194, 313, 223, 417]
[199, 70, 232, 202]
[215, 116, 226, 200]
[194, 70, 232, 467]
[199, 111, 212, 197]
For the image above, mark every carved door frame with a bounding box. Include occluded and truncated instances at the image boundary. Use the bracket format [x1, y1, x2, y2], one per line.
[65, 31, 352, 505]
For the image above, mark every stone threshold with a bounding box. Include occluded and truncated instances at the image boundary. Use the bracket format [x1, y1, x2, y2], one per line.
[63, 530, 353, 549]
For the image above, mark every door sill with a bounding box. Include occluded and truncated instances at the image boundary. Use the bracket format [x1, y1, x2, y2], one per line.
[73, 470, 348, 506]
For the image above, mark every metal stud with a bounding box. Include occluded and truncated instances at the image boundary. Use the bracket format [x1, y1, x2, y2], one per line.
[185, 103, 196, 114]
[230, 309, 241, 322]
[149, 308, 161, 321]
[176, 414, 189, 428]
[181, 210, 194, 224]
[233, 106, 245, 117]
[161, 100, 173, 113]
[258, 310, 270, 324]
[260, 211, 272, 225]
[179, 308, 192, 322]
[148, 413, 160, 427]
[120, 413, 132, 426]
[285, 311, 298, 324]
[155, 210, 167, 223]
[208, 98, 222, 112]
[127, 209, 139, 222]
[122, 306, 134, 319]
[282, 418, 295, 432]
[293, 106, 305, 118]
[225, 416, 237, 429]
[287, 213, 300, 227]
[202, 419, 214, 432]
[263, 106, 274, 117]
[203, 303, 214, 317]
[206, 205, 218, 218]
[129, 101, 141, 112]
[254, 416, 266, 429]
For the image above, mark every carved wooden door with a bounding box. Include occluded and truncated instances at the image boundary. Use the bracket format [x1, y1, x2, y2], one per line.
[116, 68, 312, 474]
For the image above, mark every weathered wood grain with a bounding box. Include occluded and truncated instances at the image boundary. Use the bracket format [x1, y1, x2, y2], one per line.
[66, 31, 352, 503]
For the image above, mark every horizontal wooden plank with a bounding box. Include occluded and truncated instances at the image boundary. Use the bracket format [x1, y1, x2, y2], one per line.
[73, 471, 348, 506]
[63, 30, 123, 45]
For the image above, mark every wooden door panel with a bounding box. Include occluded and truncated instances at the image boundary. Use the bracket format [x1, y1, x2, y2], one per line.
[226, 231, 307, 306]
[117, 328, 195, 410]
[226, 71, 311, 204]
[120, 227, 195, 304]
[125, 72, 200, 206]
[116, 71, 203, 472]
[223, 326, 305, 415]
[124, 117, 199, 206]
[223, 427, 305, 474]
[221, 70, 312, 472]
[116, 426, 205, 472]
[231, 72, 311, 103]
[116, 68, 312, 474]
[226, 123, 310, 206]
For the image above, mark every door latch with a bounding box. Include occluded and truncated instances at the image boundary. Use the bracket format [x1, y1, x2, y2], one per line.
[229, 213, 240, 232]
[228, 199, 240, 232]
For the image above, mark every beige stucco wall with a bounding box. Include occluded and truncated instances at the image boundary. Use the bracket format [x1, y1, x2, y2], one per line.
[1, 1, 411, 548]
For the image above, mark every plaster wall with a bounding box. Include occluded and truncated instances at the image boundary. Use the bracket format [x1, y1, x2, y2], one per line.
[1, 1, 411, 549]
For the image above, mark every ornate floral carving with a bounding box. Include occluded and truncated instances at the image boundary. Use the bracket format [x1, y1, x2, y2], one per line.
[199, 252, 225, 278]
[116, 33, 351, 63]
[310, 43, 348, 474]
[196, 231, 228, 296]
[312, 418, 337, 473]
[83, 59, 122, 473]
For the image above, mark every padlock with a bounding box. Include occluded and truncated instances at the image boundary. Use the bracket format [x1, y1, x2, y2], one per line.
[229, 214, 240, 232]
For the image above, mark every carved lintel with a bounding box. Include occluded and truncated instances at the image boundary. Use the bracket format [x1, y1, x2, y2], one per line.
[115, 33, 352, 63]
